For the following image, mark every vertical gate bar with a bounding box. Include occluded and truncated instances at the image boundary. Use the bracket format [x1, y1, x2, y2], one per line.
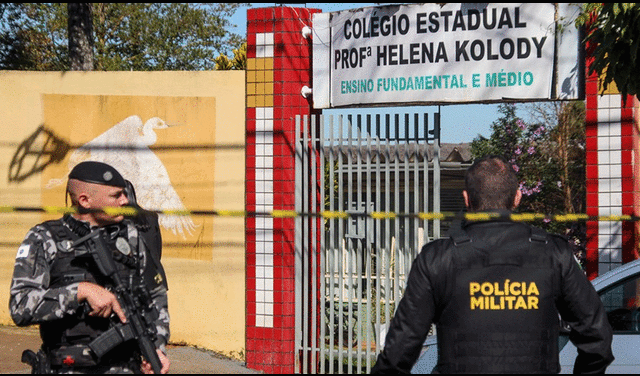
[413, 113, 420, 261]
[403, 113, 410, 284]
[302, 115, 310, 374]
[327, 114, 335, 374]
[319, 114, 326, 375]
[365, 114, 373, 373]
[384, 114, 392, 329]
[374, 113, 382, 361]
[295, 115, 303, 373]
[384, 113, 392, 332]
[434, 110, 441, 239]
[393, 113, 400, 314]
[337, 114, 345, 369]
[360, 114, 367, 373]
[311, 115, 318, 373]
[346, 114, 354, 373]
[355, 114, 362, 374]
[423, 113, 430, 242]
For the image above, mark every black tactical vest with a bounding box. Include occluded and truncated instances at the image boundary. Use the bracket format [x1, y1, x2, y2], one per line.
[38, 217, 141, 351]
[435, 227, 561, 374]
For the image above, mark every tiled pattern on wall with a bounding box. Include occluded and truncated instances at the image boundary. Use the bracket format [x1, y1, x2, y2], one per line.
[255, 106, 275, 328]
[245, 6, 321, 374]
[248, 32, 276, 329]
[596, 94, 623, 274]
[247, 32, 274, 109]
[585, 70, 638, 279]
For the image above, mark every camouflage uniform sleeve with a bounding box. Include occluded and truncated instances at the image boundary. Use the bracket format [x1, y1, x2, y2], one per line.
[150, 282, 170, 352]
[132, 219, 170, 352]
[9, 225, 81, 326]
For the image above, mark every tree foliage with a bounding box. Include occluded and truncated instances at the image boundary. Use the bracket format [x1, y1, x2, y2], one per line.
[470, 102, 586, 248]
[214, 42, 247, 70]
[576, 3, 640, 98]
[0, 3, 247, 71]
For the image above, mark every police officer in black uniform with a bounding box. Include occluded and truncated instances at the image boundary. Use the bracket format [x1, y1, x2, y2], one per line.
[371, 156, 614, 374]
[10, 161, 170, 374]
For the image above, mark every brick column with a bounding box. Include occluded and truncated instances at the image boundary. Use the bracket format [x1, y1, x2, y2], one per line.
[245, 6, 320, 373]
[584, 58, 639, 279]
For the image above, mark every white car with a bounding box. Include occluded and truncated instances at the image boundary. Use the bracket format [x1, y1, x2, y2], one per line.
[412, 258, 640, 374]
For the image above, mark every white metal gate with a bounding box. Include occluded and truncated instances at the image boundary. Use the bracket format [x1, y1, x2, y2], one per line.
[295, 111, 445, 373]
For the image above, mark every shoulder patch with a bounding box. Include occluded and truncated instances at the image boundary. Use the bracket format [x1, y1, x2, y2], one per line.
[16, 244, 30, 259]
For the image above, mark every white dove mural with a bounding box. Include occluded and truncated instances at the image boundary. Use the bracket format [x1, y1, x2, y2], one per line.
[51, 115, 197, 238]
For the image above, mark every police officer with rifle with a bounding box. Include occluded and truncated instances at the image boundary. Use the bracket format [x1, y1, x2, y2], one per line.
[372, 156, 614, 374]
[10, 161, 170, 374]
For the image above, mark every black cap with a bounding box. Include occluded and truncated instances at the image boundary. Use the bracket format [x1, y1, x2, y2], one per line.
[68, 161, 126, 188]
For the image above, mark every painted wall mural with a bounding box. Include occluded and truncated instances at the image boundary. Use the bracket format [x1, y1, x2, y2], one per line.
[40, 94, 216, 253]
[47, 115, 196, 237]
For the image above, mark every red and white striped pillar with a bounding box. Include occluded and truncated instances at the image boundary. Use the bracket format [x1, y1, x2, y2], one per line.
[584, 57, 640, 280]
[245, 6, 320, 373]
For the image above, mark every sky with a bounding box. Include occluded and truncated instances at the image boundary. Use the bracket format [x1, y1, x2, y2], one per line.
[229, 3, 505, 144]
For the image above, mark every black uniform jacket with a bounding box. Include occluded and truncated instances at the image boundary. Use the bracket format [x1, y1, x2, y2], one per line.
[372, 215, 614, 374]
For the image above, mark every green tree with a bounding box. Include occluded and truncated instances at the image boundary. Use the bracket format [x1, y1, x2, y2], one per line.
[470, 102, 586, 240]
[0, 3, 247, 71]
[576, 3, 640, 98]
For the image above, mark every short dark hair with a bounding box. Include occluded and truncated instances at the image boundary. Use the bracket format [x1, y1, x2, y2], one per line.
[464, 156, 519, 211]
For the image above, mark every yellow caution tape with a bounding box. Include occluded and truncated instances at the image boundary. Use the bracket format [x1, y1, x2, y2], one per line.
[163, 210, 192, 216]
[554, 214, 590, 222]
[465, 212, 500, 221]
[322, 211, 349, 219]
[1, 205, 640, 223]
[217, 210, 246, 217]
[598, 215, 632, 222]
[271, 210, 298, 218]
[371, 212, 396, 219]
[102, 207, 138, 216]
[43, 206, 76, 215]
[418, 212, 447, 220]
[511, 213, 547, 222]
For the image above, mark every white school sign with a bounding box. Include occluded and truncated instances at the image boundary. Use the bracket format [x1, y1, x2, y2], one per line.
[312, 3, 583, 108]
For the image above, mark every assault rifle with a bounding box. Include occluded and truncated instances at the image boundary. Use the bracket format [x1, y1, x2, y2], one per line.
[72, 228, 163, 374]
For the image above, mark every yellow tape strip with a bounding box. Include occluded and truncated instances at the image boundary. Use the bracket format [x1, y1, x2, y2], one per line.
[217, 210, 246, 217]
[323, 211, 349, 219]
[1, 205, 639, 223]
[465, 213, 500, 221]
[102, 207, 138, 216]
[599, 215, 632, 222]
[418, 212, 447, 220]
[555, 214, 589, 222]
[163, 210, 192, 216]
[43, 206, 76, 214]
[511, 213, 547, 222]
[271, 210, 298, 218]
[371, 212, 396, 219]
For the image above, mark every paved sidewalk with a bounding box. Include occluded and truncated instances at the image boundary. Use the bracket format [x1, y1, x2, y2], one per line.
[0, 325, 261, 374]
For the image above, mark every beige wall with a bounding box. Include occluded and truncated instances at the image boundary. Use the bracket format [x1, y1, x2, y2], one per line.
[0, 71, 246, 358]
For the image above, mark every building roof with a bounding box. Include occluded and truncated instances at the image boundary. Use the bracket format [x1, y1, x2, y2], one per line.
[322, 143, 473, 165]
